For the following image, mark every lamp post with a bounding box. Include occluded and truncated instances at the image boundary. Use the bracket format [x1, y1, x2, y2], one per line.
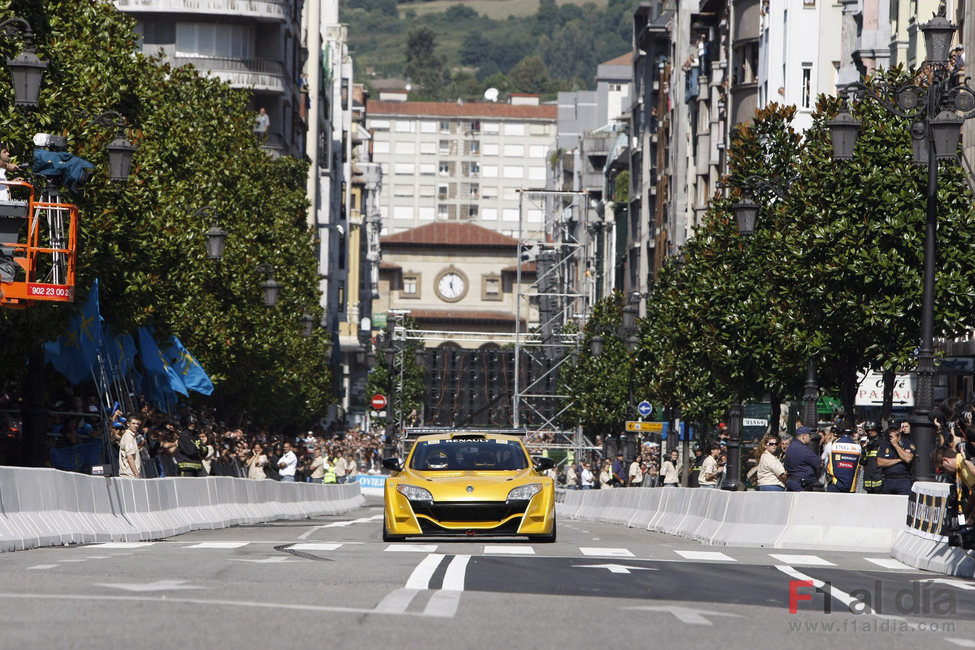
[195, 206, 227, 261]
[826, 7, 973, 481]
[1, 17, 47, 108]
[300, 313, 316, 338]
[256, 263, 280, 307]
[91, 111, 136, 182]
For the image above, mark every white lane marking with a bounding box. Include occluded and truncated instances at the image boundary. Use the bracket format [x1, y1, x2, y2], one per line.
[28, 565, 58, 570]
[946, 638, 975, 648]
[775, 565, 875, 615]
[405, 554, 446, 590]
[95, 580, 203, 592]
[423, 590, 462, 617]
[373, 588, 421, 614]
[297, 514, 383, 537]
[288, 543, 342, 552]
[90, 542, 155, 549]
[625, 605, 743, 625]
[184, 542, 249, 549]
[57, 559, 87, 563]
[85, 556, 109, 560]
[573, 563, 656, 574]
[385, 544, 438, 553]
[674, 550, 736, 562]
[864, 557, 916, 570]
[441, 555, 471, 591]
[232, 557, 306, 564]
[768, 554, 835, 566]
[580, 547, 634, 557]
[922, 578, 975, 591]
[483, 545, 535, 555]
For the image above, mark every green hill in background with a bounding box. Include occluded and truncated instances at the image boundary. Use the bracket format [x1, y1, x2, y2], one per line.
[340, 0, 641, 101]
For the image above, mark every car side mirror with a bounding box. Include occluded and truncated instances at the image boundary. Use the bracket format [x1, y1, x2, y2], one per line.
[534, 457, 555, 472]
[382, 457, 402, 473]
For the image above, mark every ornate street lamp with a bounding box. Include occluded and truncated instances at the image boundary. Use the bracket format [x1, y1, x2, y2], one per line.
[827, 6, 975, 481]
[731, 198, 759, 237]
[195, 206, 227, 261]
[1, 17, 47, 108]
[301, 313, 315, 338]
[92, 111, 137, 181]
[256, 263, 281, 307]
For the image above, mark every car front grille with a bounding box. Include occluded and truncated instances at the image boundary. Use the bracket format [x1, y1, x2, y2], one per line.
[411, 500, 529, 523]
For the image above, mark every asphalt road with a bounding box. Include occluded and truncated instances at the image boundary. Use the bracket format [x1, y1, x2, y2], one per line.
[2, 497, 974, 650]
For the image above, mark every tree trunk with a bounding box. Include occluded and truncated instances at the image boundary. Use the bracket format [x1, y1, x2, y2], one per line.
[769, 393, 781, 436]
[20, 350, 49, 467]
[839, 364, 858, 428]
[881, 368, 896, 428]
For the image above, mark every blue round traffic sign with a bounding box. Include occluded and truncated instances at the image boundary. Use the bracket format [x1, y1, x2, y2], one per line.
[637, 401, 652, 417]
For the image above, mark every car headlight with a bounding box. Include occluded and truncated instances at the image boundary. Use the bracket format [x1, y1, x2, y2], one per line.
[506, 483, 542, 503]
[396, 484, 434, 503]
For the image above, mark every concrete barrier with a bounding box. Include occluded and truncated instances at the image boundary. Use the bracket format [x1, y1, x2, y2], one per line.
[891, 482, 975, 577]
[555, 486, 907, 553]
[0, 466, 365, 553]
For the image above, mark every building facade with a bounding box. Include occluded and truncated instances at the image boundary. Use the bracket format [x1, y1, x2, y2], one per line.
[366, 99, 557, 237]
[115, 0, 307, 158]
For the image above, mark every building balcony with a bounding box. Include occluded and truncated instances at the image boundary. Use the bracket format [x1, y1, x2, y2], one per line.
[730, 82, 758, 127]
[172, 56, 289, 93]
[114, 0, 290, 22]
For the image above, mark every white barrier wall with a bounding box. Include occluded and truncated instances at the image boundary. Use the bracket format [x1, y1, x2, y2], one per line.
[0, 466, 365, 553]
[557, 488, 907, 552]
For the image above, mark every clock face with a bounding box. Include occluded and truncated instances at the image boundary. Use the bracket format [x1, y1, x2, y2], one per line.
[437, 272, 466, 300]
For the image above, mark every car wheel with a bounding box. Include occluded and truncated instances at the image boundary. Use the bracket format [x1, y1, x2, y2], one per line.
[529, 518, 556, 543]
[383, 515, 405, 542]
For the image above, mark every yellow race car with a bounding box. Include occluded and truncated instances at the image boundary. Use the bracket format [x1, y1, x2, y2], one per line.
[381, 431, 557, 542]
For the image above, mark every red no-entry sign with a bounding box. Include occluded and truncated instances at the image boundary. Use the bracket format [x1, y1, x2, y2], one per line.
[371, 394, 387, 410]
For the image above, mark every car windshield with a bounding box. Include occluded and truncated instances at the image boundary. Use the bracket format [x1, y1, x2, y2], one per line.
[409, 439, 530, 471]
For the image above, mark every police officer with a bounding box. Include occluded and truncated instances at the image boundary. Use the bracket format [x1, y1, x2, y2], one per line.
[825, 425, 862, 492]
[860, 422, 884, 493]
[878, 420, 915, 495]
[784, 426, 822, 491]
[174, 415, 206, 477]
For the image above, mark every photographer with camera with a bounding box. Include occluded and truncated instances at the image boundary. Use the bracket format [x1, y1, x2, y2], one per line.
[877, 421, 915, 495]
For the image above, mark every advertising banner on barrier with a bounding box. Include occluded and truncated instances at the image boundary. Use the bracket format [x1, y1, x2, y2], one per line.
[906, 482, 951, 541]
[356, 474, 387, 496]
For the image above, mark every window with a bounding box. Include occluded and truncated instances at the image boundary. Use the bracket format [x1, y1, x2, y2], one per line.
[420, 141, 436, 154]
[438, 204, 449, 219]
[419, 185, 435, 197]
[482, 165, 498, 178]
[393, 206, 414, 220]
[469, 140, 480, 155]
[801, 64, 812, 109]
[482, 207, 498, 220]
[373, 141, 390, 154]
[418, 206, 435, 220]
[420, 120, 437, 133]
[439, 120, 451, 132]
[503, 165, 523, 178]
[176, 23, 254, 58]
[394, 141, 416, 155]
[504, 123, 525, 136]
[439, 162, 450, 176]
[419, 163, 436, 176]
[370, 119, 390, 131]
[529, 145, 547, 158]
[393, 184, 413, 197]
[438, 184, 448, 199]
[504, 144, 524, 157]
[393, 163, 415, 175]
[470, 162, 480, 177]
[439, 139, 450, 153]
[395, 120, 414, 133]
[402, 274, 420, 297]
[470, 184, 479, 198]
[483, 275, 501, 300]
[482, 122, 500, 134]
[467, 205, 479, 218]
[470, 120, 481, 133]
[483, 143, 499, 156]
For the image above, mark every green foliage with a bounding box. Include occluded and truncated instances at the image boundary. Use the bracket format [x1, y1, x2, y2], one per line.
[0, 0, 333, 430]
[365, 318, 425, 430]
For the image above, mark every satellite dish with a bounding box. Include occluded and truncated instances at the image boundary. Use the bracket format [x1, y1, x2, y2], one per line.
[484, 87, 499, 102]
[405, 83, 412, 92]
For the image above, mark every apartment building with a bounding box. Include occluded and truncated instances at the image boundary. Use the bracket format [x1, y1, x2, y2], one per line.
[366, 98, 557, 237]
[114, 0, 306, 158]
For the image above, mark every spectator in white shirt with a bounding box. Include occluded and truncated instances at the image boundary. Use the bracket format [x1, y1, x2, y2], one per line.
[278, 441, 298, 482]
[579, 462, 594, 489]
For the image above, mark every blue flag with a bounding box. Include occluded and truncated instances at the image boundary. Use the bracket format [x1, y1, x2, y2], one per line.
[163, 336, 214, 395]
[44, 279, 102, 384]
[112, 331, 137, 377]
[138, 327, 188, 397]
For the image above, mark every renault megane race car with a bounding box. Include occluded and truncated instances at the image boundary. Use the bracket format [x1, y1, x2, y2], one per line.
[381, 430, 557, 542]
